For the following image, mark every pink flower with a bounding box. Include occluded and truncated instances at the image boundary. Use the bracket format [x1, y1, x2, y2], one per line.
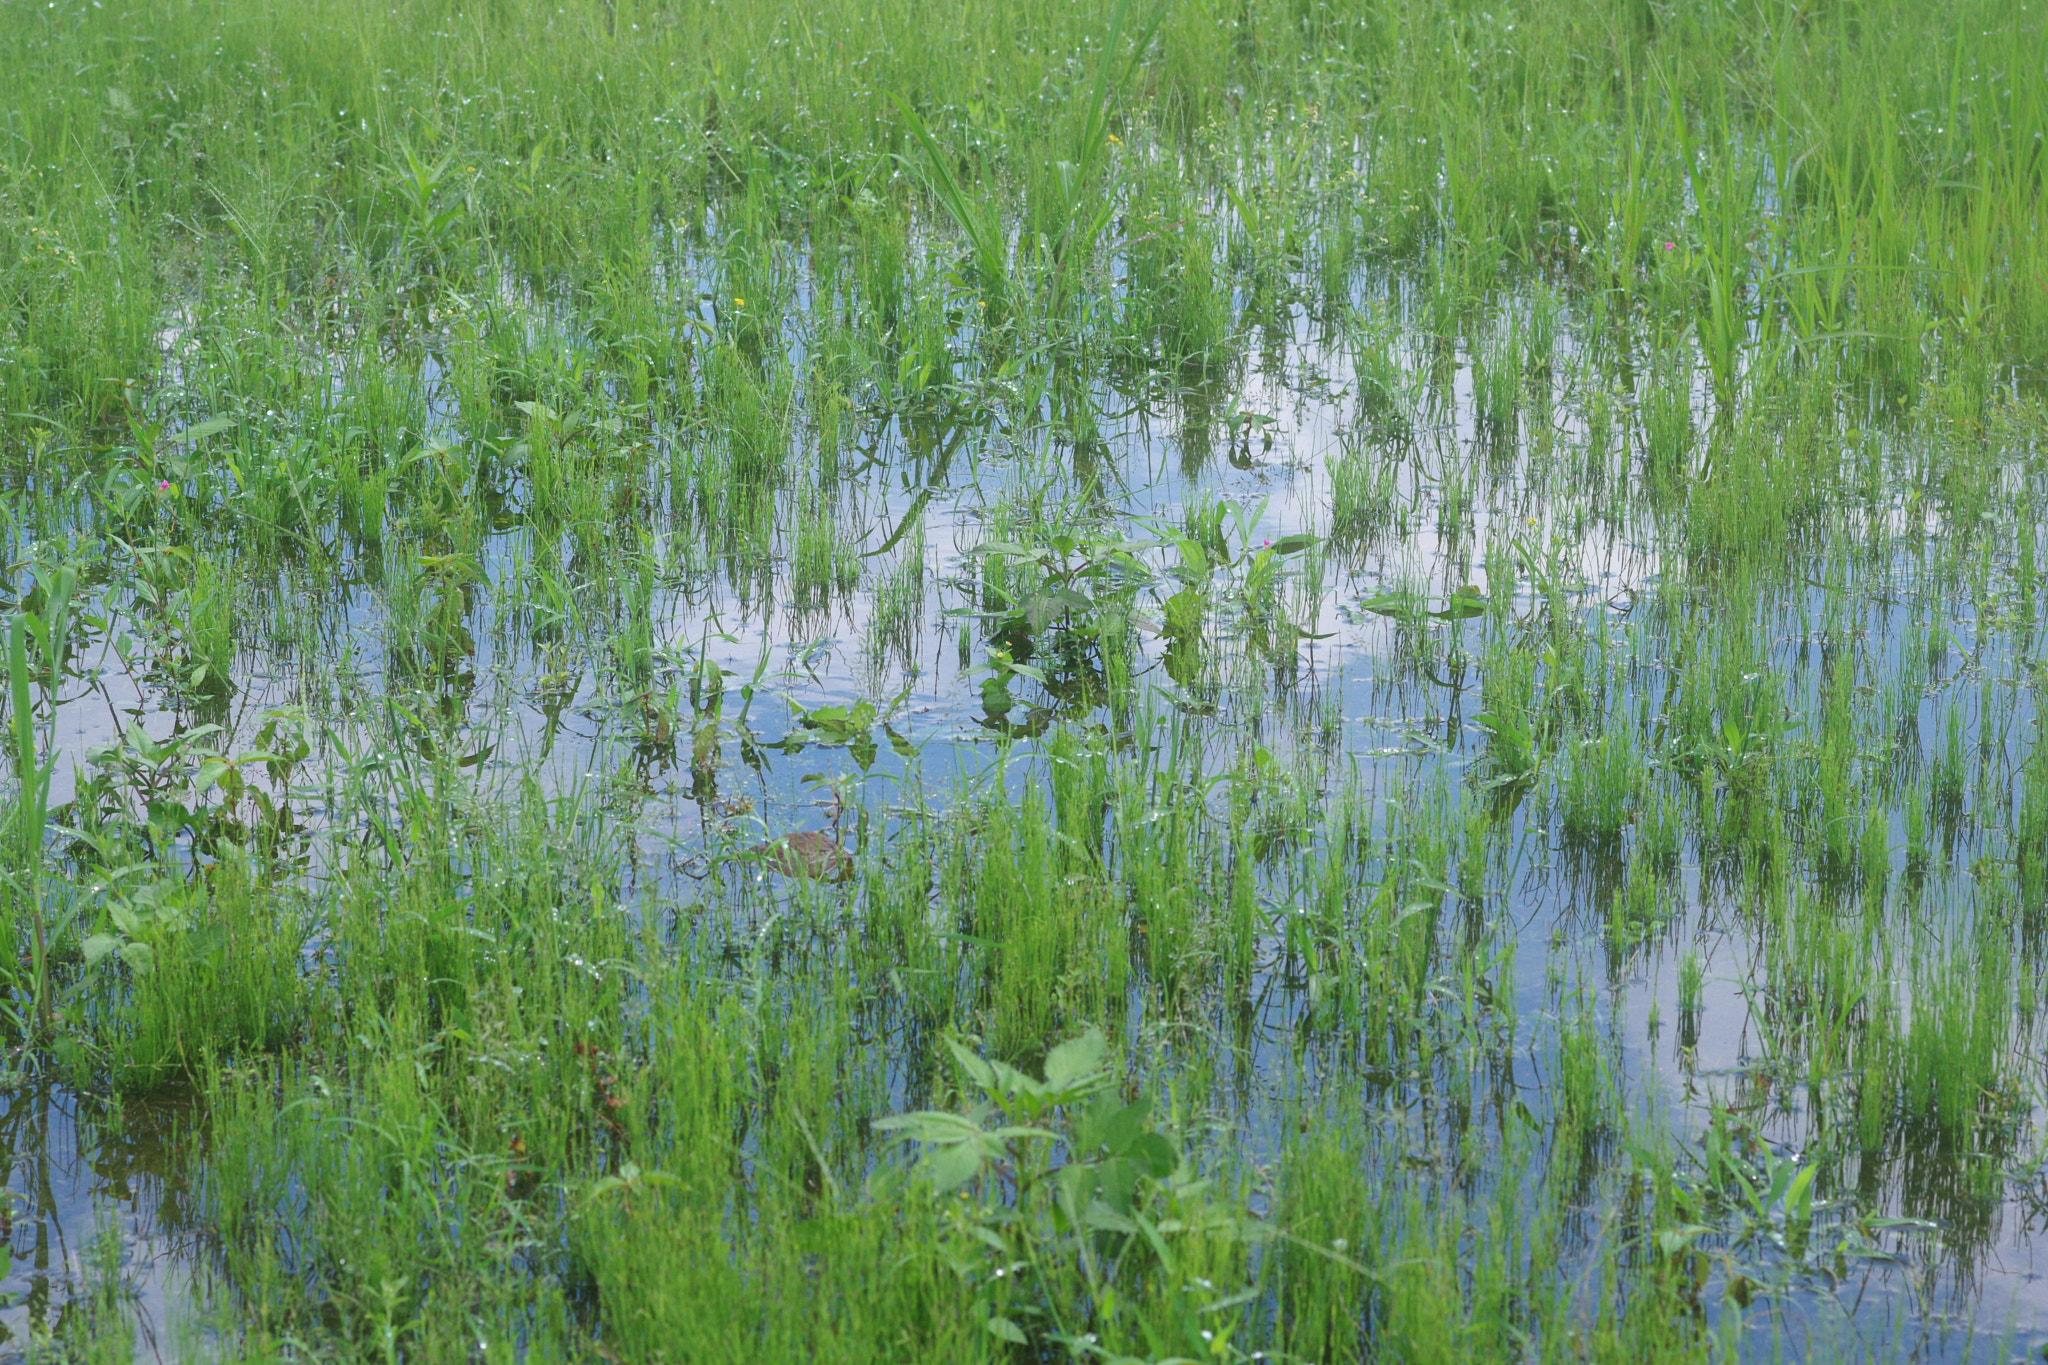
[1663, 241, 1677, 251]
[157, 480, 171, 491]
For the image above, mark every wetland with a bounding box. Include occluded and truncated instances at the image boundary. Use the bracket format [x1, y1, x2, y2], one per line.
[3, 0, 2048, 1359]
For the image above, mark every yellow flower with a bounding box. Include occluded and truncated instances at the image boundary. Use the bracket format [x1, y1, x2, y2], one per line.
[734, 297, 746, 307]
[1107, 134, 1121, 144]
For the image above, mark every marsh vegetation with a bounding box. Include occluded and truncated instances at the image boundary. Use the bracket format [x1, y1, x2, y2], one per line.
[2, 0, 2048, 1359]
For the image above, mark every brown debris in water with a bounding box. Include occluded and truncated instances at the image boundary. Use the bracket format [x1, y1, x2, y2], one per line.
[755, 830, 855, 881]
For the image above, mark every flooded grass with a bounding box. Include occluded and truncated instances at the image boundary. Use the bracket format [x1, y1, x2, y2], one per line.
[3, 0, 2048, 1359]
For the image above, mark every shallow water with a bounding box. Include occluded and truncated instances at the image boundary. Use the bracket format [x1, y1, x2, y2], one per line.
[0, 1085, 193, 1362]
[24, 262, 2048, 1359]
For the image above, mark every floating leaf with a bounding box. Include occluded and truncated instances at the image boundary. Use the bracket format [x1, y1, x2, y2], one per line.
[1356, 590, 1425, 620]
[1429, 585, 1488, 620]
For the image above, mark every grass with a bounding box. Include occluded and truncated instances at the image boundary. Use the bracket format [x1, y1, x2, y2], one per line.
[0, 0, 2046, 1359]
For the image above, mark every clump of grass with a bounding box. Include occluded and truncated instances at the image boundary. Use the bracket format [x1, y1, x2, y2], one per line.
[1327, 438, 1400, 556]
[1558, 727, 1641, 858]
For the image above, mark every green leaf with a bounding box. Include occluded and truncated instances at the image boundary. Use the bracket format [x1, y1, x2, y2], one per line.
[871, 1111, 987, 1144]
[1162, 587, 1205, 638]
[964, 1223, 1010, 1254]
[984, 1316, 1027, 1344]
[120, 940, 156, 975]
[1055, 1162, 1099, 1214]
[1131, 1209, 1175, 1266]
[985, 1057, 1041, 1103]
[1095, 1156, 1140, 1213]
[1473, 711, 1526, 740]
[888, 95, 1010, 302]
[187, 924, 229, 963]
[943, 1036, 1000, 1093]
[923, 1140, 983, 1193]
[1082, 1201, 1140, 1234]
[1785, 1163, 1818, 1221]
[885, 724, 918, 759]
[82, 933, 119, 966]
[194, 757, 231, 793]
[1429, 587, 1488, 620]
[1268, 533, 1318, 555]
[1357, 590, 1424, 619]
[169, 416, 236, 444]
[1656, 1225, 1714, 1256]
[1041, 1026, 1107, 1092]
[1127, 1130, 1178, 1178]
[1076, 1097, 1151, 1156]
